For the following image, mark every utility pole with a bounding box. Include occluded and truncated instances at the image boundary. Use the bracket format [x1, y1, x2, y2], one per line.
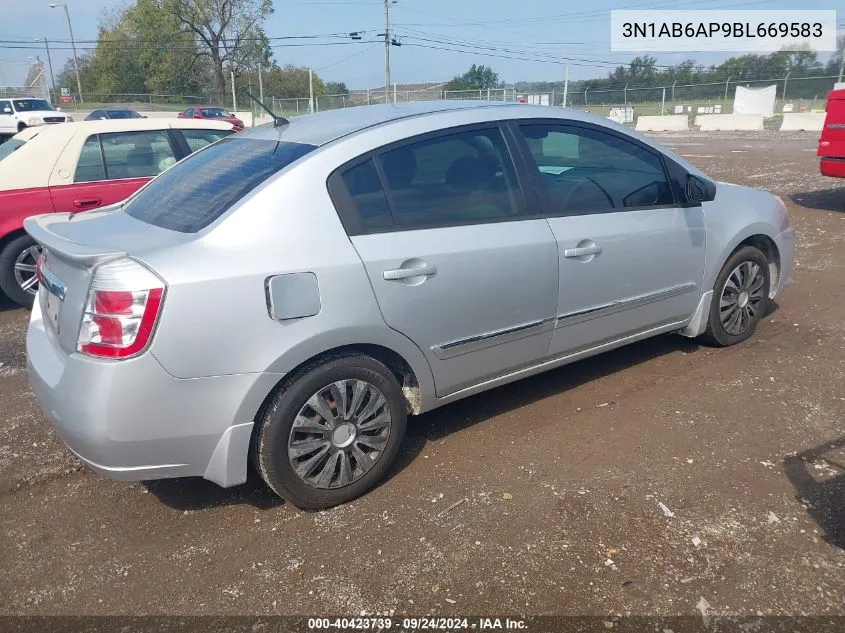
[383, 0, 391, 103]
[309, 68, 315, 113]
[37, 38, 56, 102]
[231, 69, 237, 111]
[49, 3, 83, 103]
[258, 63, 264, 105]
[839, 55, 844, 83]
[562, 64, 569, 108]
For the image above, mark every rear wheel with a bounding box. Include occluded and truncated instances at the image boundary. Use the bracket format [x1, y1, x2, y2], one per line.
[0, 234, 40, 308]
[253, 353, 407, 510]
[702, 245, 770, 347]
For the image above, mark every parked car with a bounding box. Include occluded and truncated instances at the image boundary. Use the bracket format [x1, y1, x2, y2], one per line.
[178, 106, 245, 131]
[0, 97, 72, 135]
[818, 88, 845, 179]
[84, 108, 144, 121]
[25, 101, 794, 510]
[0, 118, 235, 306]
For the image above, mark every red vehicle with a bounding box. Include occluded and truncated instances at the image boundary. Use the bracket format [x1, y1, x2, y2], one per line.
[178, 106, 245, 131]
[0, 118, 235, 307]
[818, 88, 845, 179]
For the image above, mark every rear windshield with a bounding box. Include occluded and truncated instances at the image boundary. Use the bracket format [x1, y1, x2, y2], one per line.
[0, 139, 25, 161]
[124, 137, 317, 233]
[107, 109, 142, 119]
[201, 108, 229, 118]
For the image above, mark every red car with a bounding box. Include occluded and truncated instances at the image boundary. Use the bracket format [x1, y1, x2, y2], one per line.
[0, 118, 235, 307]
[818, 88, 845, 179]
[178, 106, 245, 131]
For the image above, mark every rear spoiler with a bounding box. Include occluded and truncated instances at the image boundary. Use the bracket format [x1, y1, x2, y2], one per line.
[24, 213, 127, 264]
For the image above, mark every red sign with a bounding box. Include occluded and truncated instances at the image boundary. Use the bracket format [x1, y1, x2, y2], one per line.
[60, 94, 72, 104]
[517, 97, 527, 104]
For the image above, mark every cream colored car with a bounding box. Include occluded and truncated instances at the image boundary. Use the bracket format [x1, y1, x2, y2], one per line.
[0, 118, 236, 306]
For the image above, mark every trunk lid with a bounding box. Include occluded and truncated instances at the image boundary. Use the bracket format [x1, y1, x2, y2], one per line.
[25, 208, 192, 354]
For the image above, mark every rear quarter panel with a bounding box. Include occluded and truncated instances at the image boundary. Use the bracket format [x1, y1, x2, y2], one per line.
[0, 187, 56, 239]
[140, 154, 437, 409]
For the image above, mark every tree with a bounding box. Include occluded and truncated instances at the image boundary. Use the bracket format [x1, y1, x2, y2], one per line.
[826, 35, 845, 76]
[155, 0, 274, 101]
[261, 64, 326, 99]
[445, 64, 501, 91]
[325, 81, 348, 95]
[56, 53, 95, 94]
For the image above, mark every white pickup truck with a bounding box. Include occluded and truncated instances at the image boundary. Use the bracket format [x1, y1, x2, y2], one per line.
[0, 97, 73, 136]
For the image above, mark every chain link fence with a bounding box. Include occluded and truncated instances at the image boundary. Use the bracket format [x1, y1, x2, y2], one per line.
[0, 60, 49, 102]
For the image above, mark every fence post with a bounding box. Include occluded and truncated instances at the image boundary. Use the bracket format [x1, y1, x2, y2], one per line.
[782, 71, 790, 103]
[672, 80, 677, 101]
[724, 75, 732, 102]
[584, 86, 589, 106]
[661, 87, 665, 115]
[624, 83, 628, 105]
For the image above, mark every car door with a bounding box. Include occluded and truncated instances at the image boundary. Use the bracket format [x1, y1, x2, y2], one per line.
[48, 129, 182, 213]
[0, 100, 14, 134]
[331, 124, 559, 397]
[509, 120, 706, 357]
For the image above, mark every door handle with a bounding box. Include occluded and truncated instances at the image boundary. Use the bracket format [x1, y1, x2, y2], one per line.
[564, 245, 602, 258]
[73, 197, 102, 209]
[383, 265, 437, 280]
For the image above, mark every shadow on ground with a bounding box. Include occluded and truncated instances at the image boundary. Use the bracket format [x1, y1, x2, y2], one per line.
[790, 189, 845, 212]
[147, 333, 701, 512]
[784, 436, 845, 550]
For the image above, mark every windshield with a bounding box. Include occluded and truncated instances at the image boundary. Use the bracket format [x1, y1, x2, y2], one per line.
[0, 139, 25, 161]
[107, 110, 142, 119]
[13, 99, 53, 112]
[201, 108, 230, 118]
[124, 137, 317, 233]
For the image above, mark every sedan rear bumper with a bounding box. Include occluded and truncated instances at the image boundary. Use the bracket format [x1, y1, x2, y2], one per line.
[26, 300, 282, 487]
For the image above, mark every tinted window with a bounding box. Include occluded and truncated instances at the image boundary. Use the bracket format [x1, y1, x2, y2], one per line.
[99, 130, 177, 179]
[106, 109, 142, 119]
[183, 108, 194, 117]
[379, 128, 524, 229]
[340, 160, 393, 231]
[181, 128, 234, 153]
[125, 137, 316, 233]
[0, 100, 11, 112]
[74, 135, 106, 182]
[201, 108, 229, 118]
[518, 124, 673, 214]
[13, 99, 52, 112]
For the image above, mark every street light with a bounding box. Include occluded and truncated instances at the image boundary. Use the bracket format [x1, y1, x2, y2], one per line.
[35, 37, 56, 102]
[49, 2, 83, 104]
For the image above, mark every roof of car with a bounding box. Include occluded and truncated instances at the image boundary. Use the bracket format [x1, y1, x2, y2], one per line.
[242, 100, 541, 146]
[15, 117, 234, 142]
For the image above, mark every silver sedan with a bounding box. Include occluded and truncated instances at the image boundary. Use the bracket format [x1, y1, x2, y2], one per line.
[25, 101, 794, 509]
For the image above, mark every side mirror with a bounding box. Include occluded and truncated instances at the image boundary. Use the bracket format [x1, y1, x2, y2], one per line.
[56, 107, 62, 112]
[685, 174, 716, 204]
[2, 107, 11, 114]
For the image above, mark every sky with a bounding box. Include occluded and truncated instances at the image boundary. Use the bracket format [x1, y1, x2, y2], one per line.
[0, 0, 841, 90]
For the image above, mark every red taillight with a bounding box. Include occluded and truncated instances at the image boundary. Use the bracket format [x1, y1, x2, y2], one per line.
[77, 260, 165, 359]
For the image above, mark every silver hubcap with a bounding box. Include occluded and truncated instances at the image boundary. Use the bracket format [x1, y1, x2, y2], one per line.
[719, 261, 766, 336]
[14, 245, 42, 296]
[288, 380, 391, 489]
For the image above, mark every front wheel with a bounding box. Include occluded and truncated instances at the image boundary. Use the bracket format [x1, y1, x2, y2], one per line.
[253, 353, 408, 510]
[702, 245, 770, 347]
[0, 234, 41, 308]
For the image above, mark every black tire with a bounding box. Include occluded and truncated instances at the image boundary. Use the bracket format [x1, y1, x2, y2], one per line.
[17, 123, 26, 133]
[702, 245, 770, 347]
[0, 234, 38, 308]
[253, 353, 407, 510]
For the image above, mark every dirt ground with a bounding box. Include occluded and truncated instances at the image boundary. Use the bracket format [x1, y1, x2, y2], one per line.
[1, 130, 844, 620]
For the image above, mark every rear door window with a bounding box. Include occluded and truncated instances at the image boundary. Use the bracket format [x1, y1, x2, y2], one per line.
[377, 127, 525, 229]
[124, 137, 317, 233]
[100, 130, 178, 179]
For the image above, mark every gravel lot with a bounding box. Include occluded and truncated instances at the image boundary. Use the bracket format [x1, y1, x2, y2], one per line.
[0, 130, 843, 620]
